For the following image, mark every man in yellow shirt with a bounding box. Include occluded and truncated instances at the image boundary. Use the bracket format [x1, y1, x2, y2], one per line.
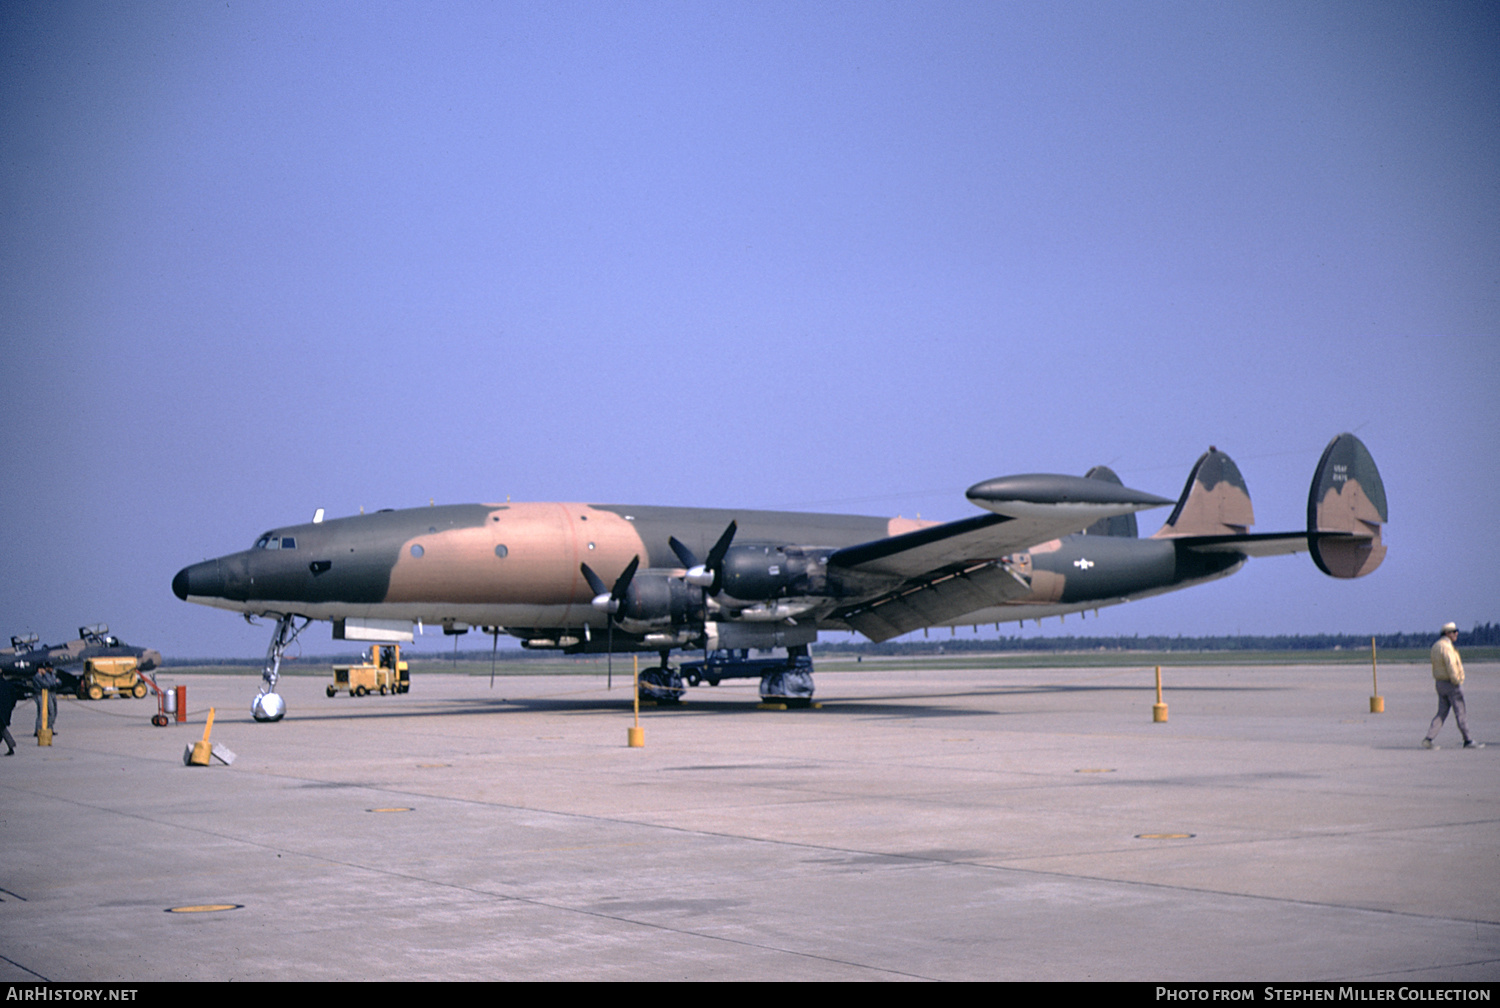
[1424, 622, 1480, 749]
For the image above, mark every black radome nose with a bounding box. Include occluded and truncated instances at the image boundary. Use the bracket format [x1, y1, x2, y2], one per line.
[173, 560, 225, 601]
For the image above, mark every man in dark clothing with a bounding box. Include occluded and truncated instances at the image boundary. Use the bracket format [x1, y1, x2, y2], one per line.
[0, 677, 19, 755]
[33, 666, 59, 736]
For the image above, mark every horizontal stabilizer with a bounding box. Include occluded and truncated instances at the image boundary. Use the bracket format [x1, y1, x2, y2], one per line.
[1172, 529, 1372, 561]
[1175, 531, 1308, 558]
[1307, 433, 1387, 578]
[1171, 434, 1387, 579]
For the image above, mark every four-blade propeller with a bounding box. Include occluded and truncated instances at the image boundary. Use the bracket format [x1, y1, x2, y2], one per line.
[669, 520, 736, 596]
[581, 555, 640, 615]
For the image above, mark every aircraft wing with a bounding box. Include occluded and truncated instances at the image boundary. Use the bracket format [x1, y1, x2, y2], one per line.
[827, 473, 1172, 642]
[828, 474, 1172, 579]
[832, 557, 1034, 642]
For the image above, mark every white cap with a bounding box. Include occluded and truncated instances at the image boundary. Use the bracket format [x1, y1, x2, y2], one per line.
[1441, 622, 1458, 634]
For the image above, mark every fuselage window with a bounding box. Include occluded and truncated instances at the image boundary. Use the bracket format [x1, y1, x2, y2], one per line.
[280, 537, 295, 550]
[411, 544, 424, 558]
[494, 544, 508, 558]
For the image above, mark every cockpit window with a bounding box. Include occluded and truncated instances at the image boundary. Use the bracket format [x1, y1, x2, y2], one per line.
[254, 535, 296, 550]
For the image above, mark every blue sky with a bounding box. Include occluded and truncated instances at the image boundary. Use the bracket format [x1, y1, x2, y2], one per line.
[2, 2, 1496, 658]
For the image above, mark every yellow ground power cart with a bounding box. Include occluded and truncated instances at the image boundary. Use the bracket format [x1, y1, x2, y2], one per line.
[78, 656, 149, 700]
[328, 644, 410, 698]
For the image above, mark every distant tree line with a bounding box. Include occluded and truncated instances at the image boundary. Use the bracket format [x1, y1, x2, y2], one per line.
[166, 623, 1497, 664]
[811, 622, 1500, 656]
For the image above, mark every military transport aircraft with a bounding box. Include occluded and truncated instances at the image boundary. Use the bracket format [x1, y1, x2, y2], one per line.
[173, 433, 1386, 722]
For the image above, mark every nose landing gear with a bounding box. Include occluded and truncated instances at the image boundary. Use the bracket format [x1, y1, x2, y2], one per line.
[252, 613, 307, 722]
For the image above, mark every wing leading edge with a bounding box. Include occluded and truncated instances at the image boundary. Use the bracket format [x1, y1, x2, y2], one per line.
[830, 473, 1172, 579]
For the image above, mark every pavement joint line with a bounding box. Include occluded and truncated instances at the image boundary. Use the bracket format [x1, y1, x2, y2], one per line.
[1354, 956, 1500, 982]
[1, 953, 49, 981]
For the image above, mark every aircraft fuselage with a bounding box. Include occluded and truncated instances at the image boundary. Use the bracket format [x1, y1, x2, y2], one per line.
[172, 500, 1241, 641]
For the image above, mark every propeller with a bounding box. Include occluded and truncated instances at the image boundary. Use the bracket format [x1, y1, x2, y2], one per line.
[581, 556, 640, 689]
[581, 555, 640, 615]
[669, 521, 736, 596]
[485, 625, 499, 687]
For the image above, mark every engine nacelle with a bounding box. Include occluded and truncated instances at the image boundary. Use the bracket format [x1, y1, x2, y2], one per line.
[614, 572, 703, 636]
[717, 545, 832, 604]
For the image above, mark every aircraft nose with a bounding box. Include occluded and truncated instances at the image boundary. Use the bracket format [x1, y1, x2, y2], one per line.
[140, 649, 163, 670]
[173, 559, 223, 601]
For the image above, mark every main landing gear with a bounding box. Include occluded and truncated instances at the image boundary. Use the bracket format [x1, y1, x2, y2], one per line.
[638, 649, 685, 704]
[760, 645, 815, 706]
[675, 645, 817, 707]
[251, 613, 308, 722]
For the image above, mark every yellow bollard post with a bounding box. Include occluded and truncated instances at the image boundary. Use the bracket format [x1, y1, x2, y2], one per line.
[36, 688, 53, 746]
[627, 654, 644, 747]
[186, 707, 216, 765]
[1369, 636, 1384, 713]
[1152, 666, 1168, 723]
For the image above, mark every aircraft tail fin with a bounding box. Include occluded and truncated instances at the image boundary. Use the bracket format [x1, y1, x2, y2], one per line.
[1151, 448, 1254, 539]
[1081, 466, 1139, 537]
[1306, 433, 1387, 578]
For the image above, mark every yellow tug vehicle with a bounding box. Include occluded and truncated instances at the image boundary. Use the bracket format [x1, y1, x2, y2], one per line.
[78, 656, 149, 700]
[329, 644, 410, 698]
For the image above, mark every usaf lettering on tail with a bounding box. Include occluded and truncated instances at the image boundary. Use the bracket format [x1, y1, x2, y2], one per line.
[173, 433, 1386, 722]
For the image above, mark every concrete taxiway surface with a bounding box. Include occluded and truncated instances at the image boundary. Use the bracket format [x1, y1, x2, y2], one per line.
[2, 661, 1495, 981]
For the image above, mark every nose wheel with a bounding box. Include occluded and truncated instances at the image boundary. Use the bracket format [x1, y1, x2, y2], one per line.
[252, 692, 286, 722]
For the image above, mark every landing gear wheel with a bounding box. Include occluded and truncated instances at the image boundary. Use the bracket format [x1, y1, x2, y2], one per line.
[252, 692, 286, 722]
[132, 681, 148, 699]
[639, 667, 685, 704]
[759, 667, 815, 707]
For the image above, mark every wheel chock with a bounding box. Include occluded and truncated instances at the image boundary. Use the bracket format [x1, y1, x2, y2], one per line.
[184, 707, 217, 766]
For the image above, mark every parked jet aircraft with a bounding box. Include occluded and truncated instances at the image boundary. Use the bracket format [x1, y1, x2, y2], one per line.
[174, 434, 1386, 721]
[0, 624, 163, 693]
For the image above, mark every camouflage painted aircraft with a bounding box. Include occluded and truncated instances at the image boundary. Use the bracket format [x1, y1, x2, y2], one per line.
[173, 433, 1386, 722]
[0, 624, 163, 692]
